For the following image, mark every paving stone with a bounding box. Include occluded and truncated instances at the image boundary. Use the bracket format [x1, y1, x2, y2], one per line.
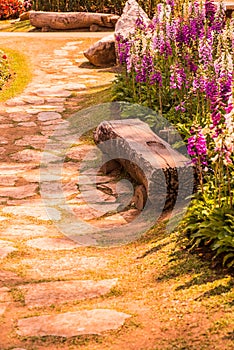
[17, 309, 131, 337]
[61, 83, 86, 91]
[41, 152, 62, 164]
[26, 106, 65, 114]
[0, 137, 8, 145]
[20, 168, 61, 183]
[0, 224, 50, 239]
[15, 256, 107, 279]
[0, 287, 11, 302]
[15, 135, 47, 148]
[18, 122, 37, 127]
[53, 49, 68, 56]
[10, 114, 32, 122]
[2, 205, 61, 221]
[0, 115, 8, 122]
[0, 304, 7, 316]
[63, 67, 81, 74]
[10, 149, 42, 163]
[5, 107, 26, 114]
[0, 147, 6, 156]
[0, 270, 21, 283]
[6, 98, 26, 106]
[45, 97, 66, 103]
[0, 175, 17, 187]
[34, 87, 71, 97]
[0, 123, 14, 128]
[65, 204, 100, 221]
[22, 96, 45, 104]
[62, 45, 77, 50]
[19, 279, 117, 308]
[66, 145, 96, 161]
[41, 119, 65, 126]
[0, 163, 36, 175]
[26, 237, 80, 251]
[0, 240, 17, 259]
[0, 184, 38, 199]
[38, 111, 62, 122]
[66, 41, 83, 45]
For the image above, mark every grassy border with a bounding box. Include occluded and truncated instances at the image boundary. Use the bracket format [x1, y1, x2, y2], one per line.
[0, 47, 32, 102]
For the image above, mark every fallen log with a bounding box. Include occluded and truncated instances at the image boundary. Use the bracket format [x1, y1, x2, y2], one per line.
[29, 11, 119, 31]
[94, 119, 194, 212]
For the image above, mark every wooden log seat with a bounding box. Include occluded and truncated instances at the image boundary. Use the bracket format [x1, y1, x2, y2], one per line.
[94, 119, 194, 213]
[29, 11, 119, 31]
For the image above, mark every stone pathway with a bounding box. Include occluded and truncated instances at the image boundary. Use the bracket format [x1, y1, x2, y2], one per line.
[0, 33, 132, 349]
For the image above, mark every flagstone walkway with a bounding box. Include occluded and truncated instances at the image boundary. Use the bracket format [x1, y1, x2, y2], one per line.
[0, 33, 132, 350]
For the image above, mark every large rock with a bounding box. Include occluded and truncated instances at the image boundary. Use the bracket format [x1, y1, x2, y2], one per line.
[115, 0, 150, 39]
[83, 34, 116, 67]
[83, 0, 150, 67]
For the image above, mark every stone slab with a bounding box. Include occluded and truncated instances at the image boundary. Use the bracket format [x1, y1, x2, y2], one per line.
[0, 175, 17, 186]
[19, 279, 117, 307]
[18, 122, 37, 127]
[14, 256, 107, 279]
[17, 309, 131, 337]
[0, 224, 50, 239]
[10, 149, 42, 163]
[0, 303, 8, 316]
[2, 205, 61, 221]
[0, 163, 36, 175]
[0, 270, 21, 284]
[0, 184, 38, 199]
[0, 240, 17, 259]
[26, 237, 80, 251]
[37, 111, 62, 122]
[0, 287, 11, 302]
[15, 135, 47, 149]
[34, 87, 71, 97]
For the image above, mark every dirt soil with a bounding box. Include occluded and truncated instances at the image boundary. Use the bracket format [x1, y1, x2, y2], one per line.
[0, 33, 233, 350]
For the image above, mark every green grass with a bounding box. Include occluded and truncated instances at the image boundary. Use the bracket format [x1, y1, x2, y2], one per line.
[0, 19, 35, 32]
[0, 47, 32, 102]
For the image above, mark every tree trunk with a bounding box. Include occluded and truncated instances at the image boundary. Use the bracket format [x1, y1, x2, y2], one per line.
[29, 11, 119, 30]
[94, 119, 194, 213]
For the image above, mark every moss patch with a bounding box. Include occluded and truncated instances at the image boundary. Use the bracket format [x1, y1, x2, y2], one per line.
[0, 47, 32, 102]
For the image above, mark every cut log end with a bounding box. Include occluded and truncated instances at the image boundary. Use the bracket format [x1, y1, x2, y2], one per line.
[134, 185, 147, 211]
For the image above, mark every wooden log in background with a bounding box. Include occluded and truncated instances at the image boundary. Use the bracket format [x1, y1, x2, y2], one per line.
[29, 11, 119, 30]
[94, 119, 194, 212]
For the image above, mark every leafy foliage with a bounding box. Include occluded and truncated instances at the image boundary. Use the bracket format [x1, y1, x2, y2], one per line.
[32, 0, 159, 16]
[113, 0, 234, 267]
[182, 195, 234, 268]
[0, 0, 32, 20]
[0, 50, 10, 89]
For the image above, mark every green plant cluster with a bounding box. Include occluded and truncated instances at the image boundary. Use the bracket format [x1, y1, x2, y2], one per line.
[32, 0, 158, 16]
[113, 1, 234, 268]
[181, 182, 234, 268]
[0, 50, 10, 90]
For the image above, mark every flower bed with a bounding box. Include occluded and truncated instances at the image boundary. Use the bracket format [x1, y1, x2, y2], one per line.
[0, 50, 10, 89]
[0, 0, 32, 20]
[114, 0, 234, 268]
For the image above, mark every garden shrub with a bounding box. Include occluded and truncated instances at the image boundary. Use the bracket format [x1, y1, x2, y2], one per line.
[0, 50, 11, 89]
[0, 0, 31, 20]
[114, 0, 234, 267]
[32, 0, 159, 16]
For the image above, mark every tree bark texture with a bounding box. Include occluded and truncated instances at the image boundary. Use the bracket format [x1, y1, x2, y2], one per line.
[94, 119, 194, 213]
[29, 11, 119, 30]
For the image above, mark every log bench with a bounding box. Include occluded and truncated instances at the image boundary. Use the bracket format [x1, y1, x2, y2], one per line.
[94, 119, 194, 213]
[29, 11, 119, 31]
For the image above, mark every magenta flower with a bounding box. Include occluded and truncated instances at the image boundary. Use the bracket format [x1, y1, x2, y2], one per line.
[187, 128, 208, 165]
[170, 65, 188, 90]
